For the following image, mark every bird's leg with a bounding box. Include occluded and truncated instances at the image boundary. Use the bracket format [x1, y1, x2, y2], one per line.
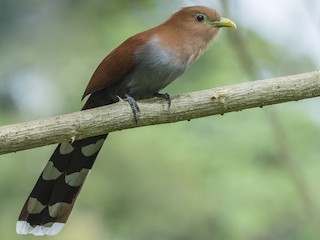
[153, 93, 171, 109]
[124, 93, 140, 124]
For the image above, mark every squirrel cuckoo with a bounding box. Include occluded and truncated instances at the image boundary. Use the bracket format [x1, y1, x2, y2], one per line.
[16, 6, 236, 236]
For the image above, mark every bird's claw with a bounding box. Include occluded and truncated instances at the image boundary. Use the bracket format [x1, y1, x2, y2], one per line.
[124, 93, 171, 124]
[154, 93, 171, 109]
[124, 94, 140, 124]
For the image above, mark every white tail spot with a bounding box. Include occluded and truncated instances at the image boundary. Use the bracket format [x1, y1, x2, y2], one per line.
[65, 168, 90, 187]
[81, 139, 105, 157]
[59, 142, 75, 155]
[48, 202, 71, 218]
[42, 161, 62, 180]
[16, 221, 64, 236]
[27, 197, 46, 214]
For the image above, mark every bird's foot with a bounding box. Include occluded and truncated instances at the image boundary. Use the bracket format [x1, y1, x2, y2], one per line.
[124, 94, 140, 124]
[153, 93, 171, 109]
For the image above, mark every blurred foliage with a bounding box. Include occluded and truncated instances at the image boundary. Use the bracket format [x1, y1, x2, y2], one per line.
[0, 1, 319, 240]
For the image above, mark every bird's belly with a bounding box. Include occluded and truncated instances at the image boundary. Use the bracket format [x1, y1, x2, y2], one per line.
[106, 36, 190, 100]
[124, 63, 186, 99]
[122, 36, 189, 99]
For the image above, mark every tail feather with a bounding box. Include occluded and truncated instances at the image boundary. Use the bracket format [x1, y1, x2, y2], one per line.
[17, 134, 107, 236]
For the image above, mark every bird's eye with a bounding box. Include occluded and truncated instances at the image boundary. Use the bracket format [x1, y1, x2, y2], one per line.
[196, 14, 205, 22]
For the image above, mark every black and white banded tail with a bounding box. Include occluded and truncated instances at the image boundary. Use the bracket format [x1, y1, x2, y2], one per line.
[17, 134, 107, 236]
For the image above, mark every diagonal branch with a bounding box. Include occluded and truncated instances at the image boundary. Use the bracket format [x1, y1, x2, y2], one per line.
[0, 71, 319, 155]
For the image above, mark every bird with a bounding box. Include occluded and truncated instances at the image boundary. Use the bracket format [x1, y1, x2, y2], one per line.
[16, 5, 236, 236]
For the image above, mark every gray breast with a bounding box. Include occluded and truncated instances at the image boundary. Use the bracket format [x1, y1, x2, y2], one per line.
[123, 36, 188, 99]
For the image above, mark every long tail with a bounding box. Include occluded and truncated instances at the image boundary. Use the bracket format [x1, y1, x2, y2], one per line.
[17, 91, 114, 236]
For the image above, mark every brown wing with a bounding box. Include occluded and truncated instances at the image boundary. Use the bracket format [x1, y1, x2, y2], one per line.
[82, 35, 147, 100]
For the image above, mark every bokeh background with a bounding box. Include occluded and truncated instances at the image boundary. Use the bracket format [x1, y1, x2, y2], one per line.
[1, 0, 320, 239]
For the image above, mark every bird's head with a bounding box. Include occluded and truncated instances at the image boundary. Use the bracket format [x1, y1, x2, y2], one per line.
[155, 6, 236, 63]
[166, 6, 236, 40]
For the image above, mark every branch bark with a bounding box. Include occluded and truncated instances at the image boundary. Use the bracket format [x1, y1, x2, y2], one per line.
[1, 71, 319, 155]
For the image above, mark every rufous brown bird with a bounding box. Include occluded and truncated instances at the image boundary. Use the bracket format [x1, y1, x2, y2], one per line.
[16, 6, 236, 236]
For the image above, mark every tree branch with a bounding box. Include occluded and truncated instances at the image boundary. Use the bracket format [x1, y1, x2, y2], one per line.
[1, 71, 319, 155]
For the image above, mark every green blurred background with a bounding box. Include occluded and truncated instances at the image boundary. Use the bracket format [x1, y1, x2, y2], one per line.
[1, 0, 320, 239]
